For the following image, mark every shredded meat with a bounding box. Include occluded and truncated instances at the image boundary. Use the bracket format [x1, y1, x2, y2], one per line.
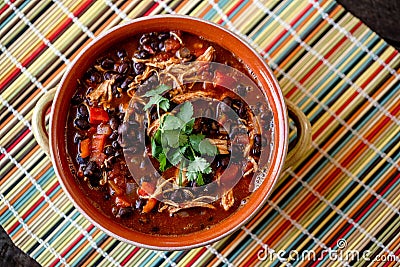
[221, 189, 234, 211]
[87, 79, 115, 108]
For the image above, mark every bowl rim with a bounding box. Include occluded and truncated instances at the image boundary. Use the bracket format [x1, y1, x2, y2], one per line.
[49, 14, 288, 250]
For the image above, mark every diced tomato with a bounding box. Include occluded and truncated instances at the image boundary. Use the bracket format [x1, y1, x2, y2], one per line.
[142, 198, 157, 213]
[214, 71, 237, 89]
[115, 196, 130, 208]
[89, 107, 109, 124]
[140, 181, 155, 195]
[194, 46, 207, 57]
[165, 38, 181, 52]
[91, 134, 107, 152]
[79, 138, 91, 158]
[90, 151, 107, 166]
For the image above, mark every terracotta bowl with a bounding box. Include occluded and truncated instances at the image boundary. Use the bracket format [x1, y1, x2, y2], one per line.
[32, 15, 311, 250]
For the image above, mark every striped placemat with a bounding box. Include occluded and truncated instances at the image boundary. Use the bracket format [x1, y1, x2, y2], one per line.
[1, 0, 399, 266]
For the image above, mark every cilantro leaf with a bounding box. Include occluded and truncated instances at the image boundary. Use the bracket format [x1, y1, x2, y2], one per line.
[189, 134, 205, 153]
[183, 118, 195, 134]
[186, 171, 198, 182]
[176, 102, 194, 122]
[143, 95, 169, 111]
[144, 84, 171, 97]
[151, 137, 162, 158]
[159, 98, 170, 112]
[162, 130, 178, 148]
[167, 148, 183, 166]
[158, 152, 167, 171]
[196, 172, 204, 186]
[187, 156, 211, 173]
[163, 115, 184, 130]
[199, 138, 218, 156]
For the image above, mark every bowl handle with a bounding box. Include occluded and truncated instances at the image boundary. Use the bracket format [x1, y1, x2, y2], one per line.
[31, 88, 56, 157]
[283, 99, 312, 170]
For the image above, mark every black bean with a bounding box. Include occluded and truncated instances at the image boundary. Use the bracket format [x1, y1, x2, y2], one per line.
[251, 146, 261, 156]
[74, 133, 83, 144]
[76, 155, 87, 165]
[112, 140, 121, 149]
[104, 71, 116, 81]
[150, 40, 159, 51]
[74, 118, 90, 130]
[104, 194, 110, 200]
[158, 42, 165, 51]
[117, 63, 129, 74]
[222, 96, 233, 107]
[118, 113, 125, 121]
[134, 50, 149, 59]
[83, 161, 97, 177]
[89, 71, 102, 83]
[71, 94, 83, 105]
[134, 62, 146, 75]
[114, 150, 122, 157]
[117, 207, 133, 218]
[111, 84, 118, 95]
[116, 49, 127, 58]
[220, 156, 230, 168]
[237, 84, 247, 96]
[135, 199, 145, 209]
[104, 146, 115, 156]
[238, 106, 247, 119]
[158, 32, 170, 40]
[78, 104, 89, 118]
[109, 130, 118, 140]
[139, 34, 151, 45]
[109, 117, 119, 130]
[140, 175, 151, 184]
[101, 58, 114, 69]
[120, 77, 132, 90]
[254, 134, 262, 147]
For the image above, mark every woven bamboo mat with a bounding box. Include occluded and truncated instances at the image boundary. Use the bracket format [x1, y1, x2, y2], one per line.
[1, 0, 399, 266]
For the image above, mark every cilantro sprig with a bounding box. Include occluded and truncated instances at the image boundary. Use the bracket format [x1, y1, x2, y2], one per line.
[143, 85, 218, 186]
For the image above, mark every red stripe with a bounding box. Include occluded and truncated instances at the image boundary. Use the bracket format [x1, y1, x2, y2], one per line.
[313, 49, 398, 138]
[217, 0, 245, 24]
[49, 224, 95, 267]
[143, 2, 159, 16]
[243, 105, 400, 266]
[0, 0, 93, 92]
[7, 181, 60, 234]
[262, 3, 313, 54]
[120, 247, 140, 266]
[310, 172, 400, 267]
[285, 21, 362, 98]
[382, 248, 400, 266]
[185, 247, 207, 267]
[0, 0, 15, 14]
[0, 129, 30, 161]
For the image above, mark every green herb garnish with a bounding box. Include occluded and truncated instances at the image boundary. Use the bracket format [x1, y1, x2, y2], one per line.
[144, 86, 218, 186]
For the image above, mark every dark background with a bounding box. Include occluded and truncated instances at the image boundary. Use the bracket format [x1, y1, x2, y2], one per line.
[338, 0, 400, 50]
